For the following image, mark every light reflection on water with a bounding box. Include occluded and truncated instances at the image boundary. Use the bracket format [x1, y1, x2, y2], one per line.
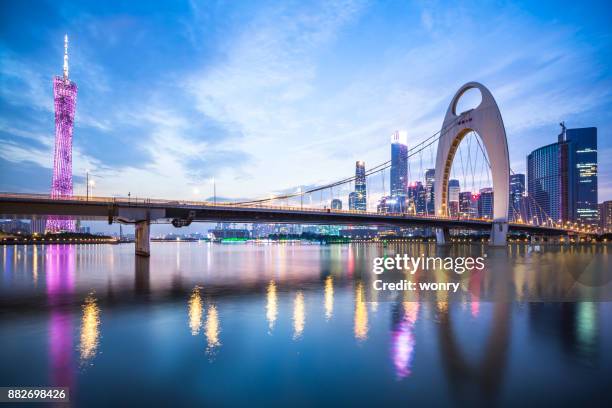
[0, 242, 611, 406]
[79, 294, 100, 364]
[292, 291, 305, 340]
[266, 280, 278, 332]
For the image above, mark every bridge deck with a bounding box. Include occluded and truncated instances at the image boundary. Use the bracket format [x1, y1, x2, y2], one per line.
[0, 193, 577, 235]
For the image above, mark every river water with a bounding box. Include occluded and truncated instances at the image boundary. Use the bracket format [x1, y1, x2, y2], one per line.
[0, 242, 611, 407]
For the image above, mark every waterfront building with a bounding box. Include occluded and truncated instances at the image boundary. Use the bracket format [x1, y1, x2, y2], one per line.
[331, 199, 342, 210]
[30, 217, 46, 234]
[527, 124, 598, 224]
[600, 201, 612, 233]
[527, 142, 562, 222]
[562, 126, 598, 224]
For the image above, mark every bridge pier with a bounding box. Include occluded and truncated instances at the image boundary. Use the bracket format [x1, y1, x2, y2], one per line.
[490, 222, 508, 246]
[135, 220, 151, 257]
[436, 228, 451, 245]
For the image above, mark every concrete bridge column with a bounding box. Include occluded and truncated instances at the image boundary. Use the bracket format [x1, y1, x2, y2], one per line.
[436, 227, 451, 245]
[135, 220, 151, 257]
[490, 222, 508, 246]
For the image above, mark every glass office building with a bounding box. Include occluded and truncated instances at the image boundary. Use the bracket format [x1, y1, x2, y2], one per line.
[527, 142, 562, 222]
[563, 127, 598, 224]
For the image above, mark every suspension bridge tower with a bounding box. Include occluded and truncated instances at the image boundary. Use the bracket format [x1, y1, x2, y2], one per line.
[46, 34, 78, 232]
[434, 82, 510, 246]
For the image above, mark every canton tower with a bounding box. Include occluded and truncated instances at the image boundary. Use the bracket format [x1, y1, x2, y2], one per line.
[46, 35, 77, 232]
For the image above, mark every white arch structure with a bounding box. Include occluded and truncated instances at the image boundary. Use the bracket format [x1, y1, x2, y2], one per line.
[434, 82, 509, 246]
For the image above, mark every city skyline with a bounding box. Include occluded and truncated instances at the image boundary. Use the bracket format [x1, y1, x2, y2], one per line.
[1, 0, 611, 203]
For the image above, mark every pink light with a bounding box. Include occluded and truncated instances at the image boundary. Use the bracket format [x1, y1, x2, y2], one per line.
[46, 75, 77, 232]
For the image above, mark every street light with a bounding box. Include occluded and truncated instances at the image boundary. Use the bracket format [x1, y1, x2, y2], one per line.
[86, 170, 97, 200]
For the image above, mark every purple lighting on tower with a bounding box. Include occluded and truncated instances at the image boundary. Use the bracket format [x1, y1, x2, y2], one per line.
[46, 34, 77, 232]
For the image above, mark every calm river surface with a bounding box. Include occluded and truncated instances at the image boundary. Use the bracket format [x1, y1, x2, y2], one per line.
[1, 242, 611, 407]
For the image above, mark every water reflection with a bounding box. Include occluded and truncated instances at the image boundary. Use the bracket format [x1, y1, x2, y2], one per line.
[0, 243, 609, 406]
[266, 280, 278, 332]
[293, 291, 305, 340]
[32, 245, 38, 285]
[46, 245, 75, 388]
[354, 282, 368, 341]
[391, 301, 419, 378]
[188, 286, 203, 335]
[205, 304, 221, 356]
[79, 294, 101, 365]
[324, 276, 334, 321]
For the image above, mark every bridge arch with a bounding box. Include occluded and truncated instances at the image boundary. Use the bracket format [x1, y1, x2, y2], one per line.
[434, 82, 510, 245]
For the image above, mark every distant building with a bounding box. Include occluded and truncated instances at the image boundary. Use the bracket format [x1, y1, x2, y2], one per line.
[0, 219, 31, 234]
[407, 182, 426, 215]
[390, 131, 408, 197]
[509, 174, 526, 221]
[459, 192, 477, 218]
[377, 195, 405, 214]
[30, 217, 46, 234]
[339, 228, 378, 239]
[600, 201, 612, 233]
[209, 226, 250, 240]
[331, 199, 342, 210]
[252, 223, 276, 238]
[448, 179, 460, 217]
[425, 169, 435, 215]
[353, 161, 367, 211]
[348, 192, 357, 210]
[477, 188, 494, 219]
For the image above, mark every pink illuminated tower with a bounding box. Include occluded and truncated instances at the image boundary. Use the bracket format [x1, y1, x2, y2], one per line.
[46, 35, 77, 232]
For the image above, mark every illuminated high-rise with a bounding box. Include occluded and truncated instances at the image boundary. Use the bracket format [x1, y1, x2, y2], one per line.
[354, 161, 367, 211]
[425, 169, 435, 215]
[562, 126, 598, 224]
[390, 131, 408, 197]
[46, 35, 77, 232]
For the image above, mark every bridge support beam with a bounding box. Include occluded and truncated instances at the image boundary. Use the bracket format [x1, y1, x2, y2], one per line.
[135, 220, 150, 257]
[436, 228, 451, 245]
[490, 222, 508, 246]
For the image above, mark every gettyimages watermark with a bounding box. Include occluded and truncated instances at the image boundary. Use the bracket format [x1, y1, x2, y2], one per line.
[362, 247, 612, 302]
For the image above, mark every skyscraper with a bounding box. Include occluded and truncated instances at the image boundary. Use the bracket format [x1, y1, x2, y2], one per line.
[407, 182, 425, 215]
[459, 191, 477, 218]
[331, 199, 342, 210]
[46, 35, 77, 232]
[509, 174, 526, 221]
[448, 179, 460, 217]
[562, 126, 598, 224]
[527, 142, 561, 222]
[600, 201, 612, 233]
[425, 169, 435, 215]
[354, 161, 367, 211]
[527, 124, 598, 225]
[477, 188, 494, 219]
[390, 131, 408, 197]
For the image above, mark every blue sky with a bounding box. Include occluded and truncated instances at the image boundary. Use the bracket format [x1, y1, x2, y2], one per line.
[1, 0, 612, 207]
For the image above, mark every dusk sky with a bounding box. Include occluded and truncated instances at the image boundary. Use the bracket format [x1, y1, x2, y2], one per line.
[1, 0, 612, 206]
